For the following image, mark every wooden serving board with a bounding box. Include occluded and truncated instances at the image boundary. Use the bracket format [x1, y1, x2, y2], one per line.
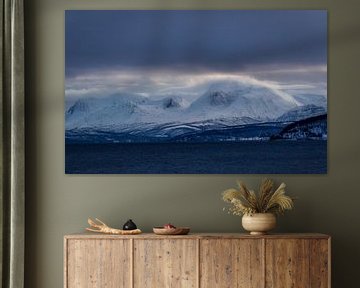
[152, 227, 190, 235]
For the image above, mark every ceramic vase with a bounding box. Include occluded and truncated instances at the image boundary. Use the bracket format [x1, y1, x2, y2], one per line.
[242, 213, 276, 235]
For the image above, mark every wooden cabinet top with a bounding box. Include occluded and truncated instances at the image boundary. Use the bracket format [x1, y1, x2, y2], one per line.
[64, 232, 330, 240]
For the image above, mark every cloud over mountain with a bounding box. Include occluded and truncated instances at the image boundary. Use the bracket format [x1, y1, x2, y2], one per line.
[66, 78, 326, 133]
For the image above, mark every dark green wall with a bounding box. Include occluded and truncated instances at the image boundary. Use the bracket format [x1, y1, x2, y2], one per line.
[25, 0, 360, 287]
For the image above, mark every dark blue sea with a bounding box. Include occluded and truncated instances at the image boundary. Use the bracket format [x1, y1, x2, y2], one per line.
[65, 141, 327, 174]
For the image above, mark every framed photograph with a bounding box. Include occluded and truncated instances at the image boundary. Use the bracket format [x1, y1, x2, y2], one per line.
[65, 10, 327, 174]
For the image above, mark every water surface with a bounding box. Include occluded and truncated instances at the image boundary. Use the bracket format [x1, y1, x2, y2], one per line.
[65, 141, 327, 174]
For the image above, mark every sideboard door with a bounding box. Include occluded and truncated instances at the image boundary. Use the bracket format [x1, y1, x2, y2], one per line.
[200, 239, 264, 288]
[66, 239, 131, 288]
[265, 239, 329, 288]
[134, 239, 198, 288]
[310, 239, 330, 288]
[266, 239, 309, 288]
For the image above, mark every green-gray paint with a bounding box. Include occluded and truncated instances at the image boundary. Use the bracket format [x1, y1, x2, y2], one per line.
[25, 0, 360, 287]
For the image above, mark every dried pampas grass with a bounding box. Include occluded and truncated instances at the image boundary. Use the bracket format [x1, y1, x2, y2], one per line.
[222, 179, 294, 216]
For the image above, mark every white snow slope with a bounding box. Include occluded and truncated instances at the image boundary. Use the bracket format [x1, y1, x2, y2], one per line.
[66, 79, 324, 132]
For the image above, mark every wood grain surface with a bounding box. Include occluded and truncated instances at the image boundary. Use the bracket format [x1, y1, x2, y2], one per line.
[309, 239, 330, 288]
[65, 233, 330, 240]
[200, 239, 264, 288]
[66, 239, 131, 288]
[265, 239, 310, 288]
[64, 234, 330, 288]
[133, 239, 198, 288]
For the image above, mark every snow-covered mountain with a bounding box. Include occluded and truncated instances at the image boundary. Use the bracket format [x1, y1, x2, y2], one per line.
[272, 114, 327, 140]
[293, 94, 327, 108]
[186, 81, 299, 122]
[65, 79, 327, 142]
[66, 80, 300, 128]
[277, 105, 326, 122]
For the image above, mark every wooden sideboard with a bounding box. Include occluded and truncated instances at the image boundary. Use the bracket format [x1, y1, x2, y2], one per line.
[64, 233, 330, 288]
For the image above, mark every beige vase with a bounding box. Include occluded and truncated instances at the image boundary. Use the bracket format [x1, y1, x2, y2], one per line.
[242, 213, 276, 235]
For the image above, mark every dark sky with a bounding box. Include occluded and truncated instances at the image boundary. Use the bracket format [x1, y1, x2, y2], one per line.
[65, 10, 327, 77]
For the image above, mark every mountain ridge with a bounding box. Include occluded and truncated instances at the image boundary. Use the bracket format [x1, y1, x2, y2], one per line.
[65, 80, 327, 143]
